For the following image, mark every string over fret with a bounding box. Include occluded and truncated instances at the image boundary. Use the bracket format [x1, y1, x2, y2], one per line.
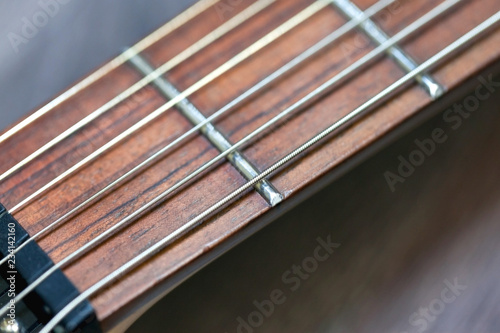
[331, 0, 446, 99]
[127, 52, 283, 207]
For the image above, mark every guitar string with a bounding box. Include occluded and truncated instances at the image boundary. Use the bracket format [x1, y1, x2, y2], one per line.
[0, 0, 398, 268]
[0, 0, 462, 318]
[7, 0, 330, 214]
[40, 9, 500, 333]
[0, 0, 219, 145]
[0, 0, 275, 184]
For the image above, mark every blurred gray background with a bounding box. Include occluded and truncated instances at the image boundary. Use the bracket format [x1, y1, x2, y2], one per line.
[0, 0, 195, 131]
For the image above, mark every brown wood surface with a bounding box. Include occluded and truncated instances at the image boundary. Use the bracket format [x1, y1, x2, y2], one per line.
[0, 0, 499, 331]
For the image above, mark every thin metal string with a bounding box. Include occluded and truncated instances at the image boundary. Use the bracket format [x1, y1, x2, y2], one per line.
[8, 0, 329, 214]
[41, 9, 500, 332]
[0, 0, 274, 185]
[0, 0, 462, 318]
[0, 0, 219, 145]
[0, 0, 398, 268]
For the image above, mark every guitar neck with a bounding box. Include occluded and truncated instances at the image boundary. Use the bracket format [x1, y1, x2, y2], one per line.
[0, 0, 499, 331]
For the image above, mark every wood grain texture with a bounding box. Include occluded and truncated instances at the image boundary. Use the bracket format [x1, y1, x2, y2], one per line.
[0, 0, 499, 331]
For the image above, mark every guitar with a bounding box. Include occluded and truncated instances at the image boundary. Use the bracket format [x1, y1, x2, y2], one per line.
[0, 0, 499, 332]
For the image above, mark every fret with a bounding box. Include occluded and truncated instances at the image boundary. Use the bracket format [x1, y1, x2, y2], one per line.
[127, 52, 283, 206]
[331, 0, 445, 99]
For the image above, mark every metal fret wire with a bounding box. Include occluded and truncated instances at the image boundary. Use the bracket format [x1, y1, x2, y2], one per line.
[41, 10, 500, 333]
[0, 0, 218, 145]
[0, 0, 463, 319]
[0, 0, 398, 268]
[0, 0, 275, 185]
[8, 0, 329, 214]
